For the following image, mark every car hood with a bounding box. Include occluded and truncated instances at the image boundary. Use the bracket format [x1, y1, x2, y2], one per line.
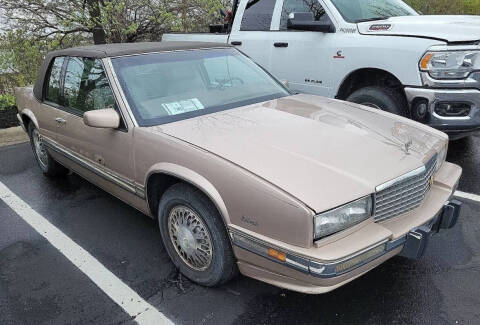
[146, 94, 447, 213]
[358, 15, 480, 43]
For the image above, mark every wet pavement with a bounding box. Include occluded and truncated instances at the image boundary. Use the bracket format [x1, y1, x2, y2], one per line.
[1, 134, 480, 325]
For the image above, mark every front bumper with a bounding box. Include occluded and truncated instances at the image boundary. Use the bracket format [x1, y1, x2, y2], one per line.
[231, 162, 462, 294]
[404, 87, 480, 136]
[232, 200, 461, 279]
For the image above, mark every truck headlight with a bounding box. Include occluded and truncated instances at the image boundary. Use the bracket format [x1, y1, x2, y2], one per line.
[420, 51, 480, 79]
[314, 196, 373, 240]
[435, 142, 448, 172]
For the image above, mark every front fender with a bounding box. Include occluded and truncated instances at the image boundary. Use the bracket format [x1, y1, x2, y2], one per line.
[145, 162, 231, 224]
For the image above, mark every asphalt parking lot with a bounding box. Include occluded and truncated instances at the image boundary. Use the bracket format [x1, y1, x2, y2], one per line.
[1, 133, 480, 325]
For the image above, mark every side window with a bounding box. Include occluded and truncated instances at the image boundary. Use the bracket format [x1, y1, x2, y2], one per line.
[45, 57, 65, 104]
[280, 0, 328, 30]
[63, 57, 115, 114]
[240, 0, 277, 31]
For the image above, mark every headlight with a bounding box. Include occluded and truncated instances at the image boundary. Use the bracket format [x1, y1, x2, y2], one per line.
[314, 196, 373, 240]
[435, 142, 448, 172]
[420, 50, 480, 79]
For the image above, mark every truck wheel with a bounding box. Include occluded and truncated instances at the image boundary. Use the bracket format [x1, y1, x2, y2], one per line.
[28, 123, 69, 177]
[158, 183, 237, 287]
[346, 86, 408, 117]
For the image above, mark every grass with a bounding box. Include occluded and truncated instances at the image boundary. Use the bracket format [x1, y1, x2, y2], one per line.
[406, 0, 480, 15]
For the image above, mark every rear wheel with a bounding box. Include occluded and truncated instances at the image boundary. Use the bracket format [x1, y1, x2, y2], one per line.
[347, 86, 409, 117]
[158, 183, 237, 286]
[28, 123, 68, 177]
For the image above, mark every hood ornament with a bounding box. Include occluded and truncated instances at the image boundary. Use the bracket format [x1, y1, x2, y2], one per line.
[403, 138, 413, 154]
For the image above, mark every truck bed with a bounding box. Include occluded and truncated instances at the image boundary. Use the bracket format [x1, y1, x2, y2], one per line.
[162, 33, 229, 44]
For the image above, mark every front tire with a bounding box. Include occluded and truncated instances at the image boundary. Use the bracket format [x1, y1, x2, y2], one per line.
[28, 123, 68, 177]
[158, 183, 237, 286]
[346, 86, 409, 117]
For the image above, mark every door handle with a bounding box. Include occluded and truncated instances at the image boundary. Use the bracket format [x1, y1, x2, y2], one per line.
[231, 41, 242, 46]
[274, 42, 289, 48]
[55, 118, 66, 124]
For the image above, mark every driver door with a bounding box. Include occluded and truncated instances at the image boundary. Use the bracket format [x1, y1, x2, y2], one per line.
[54, 56, 135, 193]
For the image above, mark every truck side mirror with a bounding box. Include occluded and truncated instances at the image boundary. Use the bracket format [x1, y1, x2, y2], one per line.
[287, 12, 335, 33]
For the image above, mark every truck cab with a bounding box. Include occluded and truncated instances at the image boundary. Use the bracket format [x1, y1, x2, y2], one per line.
[163, 0, 480, 139]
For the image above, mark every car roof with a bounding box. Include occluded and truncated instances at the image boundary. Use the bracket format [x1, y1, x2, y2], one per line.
[33, 41, 231, 101]
[48, 41, 230, 58]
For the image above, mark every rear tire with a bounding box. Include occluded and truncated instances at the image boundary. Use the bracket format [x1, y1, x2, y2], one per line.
[28, 123, 68, 177]
[347, 86, 409, 117]
[158, 183, 237, 287]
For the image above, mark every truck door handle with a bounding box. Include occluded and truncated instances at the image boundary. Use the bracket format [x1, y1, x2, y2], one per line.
[231, 41, 242, 46]
[55, 118, 66, 124]
[274, 42, 288, 48]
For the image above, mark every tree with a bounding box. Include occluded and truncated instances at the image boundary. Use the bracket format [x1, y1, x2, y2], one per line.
[0, 0, 230, 44]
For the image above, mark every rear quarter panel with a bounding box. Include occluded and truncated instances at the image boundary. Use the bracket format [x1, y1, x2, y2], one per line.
[14, 86, 58, 141]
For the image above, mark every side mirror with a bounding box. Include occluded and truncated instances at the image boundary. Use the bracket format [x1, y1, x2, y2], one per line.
[287, 12, 335, 33]
[83, 109, 120, 129]
[280, 79, 289, 88]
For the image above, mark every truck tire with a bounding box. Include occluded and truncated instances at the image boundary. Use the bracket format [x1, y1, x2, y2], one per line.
[28, 123, 69, 177]
[158, 183, 238, 287]
[346, 86, 408, 117]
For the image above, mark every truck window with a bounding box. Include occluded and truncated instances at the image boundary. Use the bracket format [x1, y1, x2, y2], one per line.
[240, 0, 277, 31]
[45, 57, 65, 105]
[280, 0, 328, 30]
[63, 57, 115, 114]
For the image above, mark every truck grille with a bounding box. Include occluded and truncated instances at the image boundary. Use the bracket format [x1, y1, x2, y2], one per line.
[374, 155, 437, 222]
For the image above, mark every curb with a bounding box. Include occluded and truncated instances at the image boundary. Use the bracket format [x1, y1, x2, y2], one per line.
[0, 126, 29, 147]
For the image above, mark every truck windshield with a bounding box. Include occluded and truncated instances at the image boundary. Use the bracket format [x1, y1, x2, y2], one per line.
[111, 48, 290, 126]
[331, 0, 418, 23]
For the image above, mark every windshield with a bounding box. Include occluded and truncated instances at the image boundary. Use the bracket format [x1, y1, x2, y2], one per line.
[111, 48, 290, 126]
[331, 0, 418, 23]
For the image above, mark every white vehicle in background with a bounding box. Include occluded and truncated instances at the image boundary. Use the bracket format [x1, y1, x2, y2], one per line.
[164, 0, 480, 139]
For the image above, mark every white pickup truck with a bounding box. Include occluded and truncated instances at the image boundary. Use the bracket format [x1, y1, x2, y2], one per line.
[164, 0, 480, 138]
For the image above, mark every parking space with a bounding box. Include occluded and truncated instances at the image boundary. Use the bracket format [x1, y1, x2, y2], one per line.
[1, 135, 480, 325]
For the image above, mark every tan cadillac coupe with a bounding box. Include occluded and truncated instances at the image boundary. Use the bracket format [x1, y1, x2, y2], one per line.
[15, 42, 463, 294]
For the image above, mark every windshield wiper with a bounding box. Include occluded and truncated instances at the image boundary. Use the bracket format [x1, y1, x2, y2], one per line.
[355, 17, 389, 23]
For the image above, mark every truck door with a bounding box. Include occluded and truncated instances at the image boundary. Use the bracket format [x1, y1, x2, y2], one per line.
[229, 0, 280, 71]
[269, 0, 336, 97]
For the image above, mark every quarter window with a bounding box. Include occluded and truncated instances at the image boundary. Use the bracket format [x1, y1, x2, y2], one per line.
[63, 57, 115, 114]
[280, 0, 328, 30]
[45, 57, 65, 105]
[240, 0, 277, 31]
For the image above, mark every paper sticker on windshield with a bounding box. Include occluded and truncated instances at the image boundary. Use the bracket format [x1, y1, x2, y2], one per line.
[162, 98, 204, 115]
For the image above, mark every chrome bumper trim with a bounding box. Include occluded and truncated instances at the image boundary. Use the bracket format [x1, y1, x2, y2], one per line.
[231, 200, 462, 278]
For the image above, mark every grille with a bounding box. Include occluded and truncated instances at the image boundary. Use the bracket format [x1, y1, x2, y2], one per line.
[374, 155, 437, 222]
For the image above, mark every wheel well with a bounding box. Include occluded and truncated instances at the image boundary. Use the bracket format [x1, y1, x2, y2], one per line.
[21, 114, 32, 131]
[146, 173, 182, 217]
[336, 68, 405, 101]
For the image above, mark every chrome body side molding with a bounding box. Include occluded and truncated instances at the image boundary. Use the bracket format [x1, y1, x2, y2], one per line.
[43, 137, 145, 199]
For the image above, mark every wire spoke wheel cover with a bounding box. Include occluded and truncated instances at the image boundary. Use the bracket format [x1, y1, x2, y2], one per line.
[32, 129, 48, 169]
[168, 205, 213, 271]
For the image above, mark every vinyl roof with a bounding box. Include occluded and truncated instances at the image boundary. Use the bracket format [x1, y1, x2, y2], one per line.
[33, 41, 230, 100]
[47, 41, 230, 58]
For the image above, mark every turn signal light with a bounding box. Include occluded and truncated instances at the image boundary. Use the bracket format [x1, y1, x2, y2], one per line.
[268, 248, 287, 262]
[420, 53, 434, 70]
